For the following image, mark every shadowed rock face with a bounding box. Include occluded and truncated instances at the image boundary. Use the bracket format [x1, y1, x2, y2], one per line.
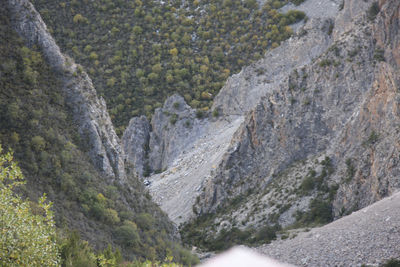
[196, 0, 400, 218]
[7, 0, 126, 182]
[122, 116, 150, 178]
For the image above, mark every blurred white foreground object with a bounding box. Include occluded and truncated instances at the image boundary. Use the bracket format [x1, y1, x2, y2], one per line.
[198, 247, 295, 267]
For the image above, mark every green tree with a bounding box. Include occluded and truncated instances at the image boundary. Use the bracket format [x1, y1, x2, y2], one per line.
[0, 145, 60, 266]
[31, 135, 46, 152]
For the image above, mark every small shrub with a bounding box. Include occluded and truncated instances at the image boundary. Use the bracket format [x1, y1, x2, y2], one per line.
[104, 208, 120, 224]
[135, 213, 155, 230]
[196, 110, 204, 119]
[381, 259, 400, 267]
[363, 130, 379, 146]
[290, 0, 305, 5]
[184, 120, 191, 128]
[345, 158, 356, 183]
[31, 135, 46, 152]
[73, 14, 88, 24]
[328, 23, 334, 35]
[254, 225, 280, 243]
[212, 109, 220, 117]
[374, 48, 385, 62]
[319, 59, 332, 67]
[296, 198, 333, 225]
[300, 169, 316, 193]
[89, 202, 106, 221]
[367, 2, 380, 21]
[173, 102, 180, 109]
[170, 113, 178, 125]
[114, 222, 140, 247]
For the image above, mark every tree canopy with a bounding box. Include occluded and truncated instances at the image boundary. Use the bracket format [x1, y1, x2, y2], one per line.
[0, 145, 60, 266]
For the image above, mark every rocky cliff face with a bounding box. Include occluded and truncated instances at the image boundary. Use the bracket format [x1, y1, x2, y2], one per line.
[332, 0, 400, 215]
[148, 94, 210, 172]
[122, 94, 210, 177]
[197, 0, 400, 224]
[7, 0, 126, 182]
[122, 93, 243, 224]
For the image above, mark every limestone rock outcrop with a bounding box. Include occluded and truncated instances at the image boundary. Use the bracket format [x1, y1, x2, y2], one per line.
[148, 94, 209, 172]
[122, 94, 209, 178]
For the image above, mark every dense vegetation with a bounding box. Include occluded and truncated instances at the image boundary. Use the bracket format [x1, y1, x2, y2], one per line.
[32, 0, 305, 134]
[0, 6, 197, 265]
[181, 158, 337, 251]
[0, 146, 59, 266]
[0, 147, 191, 266]
[181, 213, 282, 252]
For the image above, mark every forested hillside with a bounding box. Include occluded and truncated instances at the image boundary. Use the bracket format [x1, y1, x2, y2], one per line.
[32, 0, 305, 134]
[0, 4, 196, 264]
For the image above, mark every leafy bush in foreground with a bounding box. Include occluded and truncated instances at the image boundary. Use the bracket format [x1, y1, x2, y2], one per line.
[0, 146, 60, 266]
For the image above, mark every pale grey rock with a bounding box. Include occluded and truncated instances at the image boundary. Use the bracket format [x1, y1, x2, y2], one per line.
[280, 0, 340, 20]
[148, 94, 208, 172]
[6, 0, 65, 71]
[7, 0, 126, 182]
[122, 116, 150, 178]
[212, 17, 335, 116]
[147, 116, 243, 224]
[256, 191, 400, 266]
[333, 0, 372, 38]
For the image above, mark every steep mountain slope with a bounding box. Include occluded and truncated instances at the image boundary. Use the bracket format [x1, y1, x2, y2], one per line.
[7, 0, 125, 182]
[180, 0, 400, 250]
[127, 0, 340, 228]
[121, 1, 340, 229]
[1, 0, 196, 263]
[123, 0, 400, 254]
[196, 0, 399, 217]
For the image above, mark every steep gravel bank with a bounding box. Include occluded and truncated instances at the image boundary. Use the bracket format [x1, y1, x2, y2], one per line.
[148, 117, 244, 224]
[257, 191, 400, 266]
